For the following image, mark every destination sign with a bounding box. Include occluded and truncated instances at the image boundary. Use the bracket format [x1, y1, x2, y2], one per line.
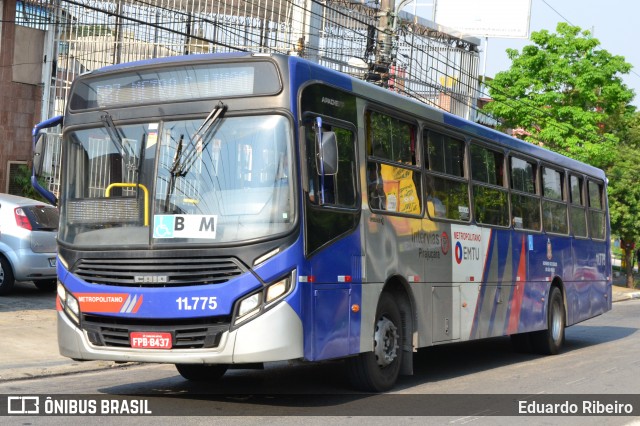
[69, 61, 281, 110]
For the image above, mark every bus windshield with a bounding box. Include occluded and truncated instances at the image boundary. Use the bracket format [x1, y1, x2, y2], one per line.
[59, 114, 294, 247]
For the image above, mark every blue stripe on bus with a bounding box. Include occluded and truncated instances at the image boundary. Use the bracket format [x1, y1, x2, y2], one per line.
[301, 227, 362, 361]
[289, 56, 353, 96]
[470, 229, 610, 338]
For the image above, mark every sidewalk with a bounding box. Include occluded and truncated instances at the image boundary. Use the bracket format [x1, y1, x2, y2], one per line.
[0, 306, 136, 382]
[0, 284, 639, 384]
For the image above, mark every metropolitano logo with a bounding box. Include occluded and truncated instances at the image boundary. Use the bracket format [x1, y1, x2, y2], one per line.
[7, 396, 40, 414]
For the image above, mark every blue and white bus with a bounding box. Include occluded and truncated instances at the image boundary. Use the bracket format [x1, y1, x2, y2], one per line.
[33, 52, 611, 391]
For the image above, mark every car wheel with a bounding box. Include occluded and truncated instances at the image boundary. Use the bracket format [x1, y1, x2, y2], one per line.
[34, 279, 57, 292]
[0, 256, 16, 296]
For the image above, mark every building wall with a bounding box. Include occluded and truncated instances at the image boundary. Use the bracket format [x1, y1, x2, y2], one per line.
[0, 0, 43, 194]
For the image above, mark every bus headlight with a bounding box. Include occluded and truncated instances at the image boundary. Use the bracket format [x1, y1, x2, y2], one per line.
[266, 276, 290, 303]
[57, 282, 80, 326]
[238, 293, 262, 319]
[234, 271, 295, 326]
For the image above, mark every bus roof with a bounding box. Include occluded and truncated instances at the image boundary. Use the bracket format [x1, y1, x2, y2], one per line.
[80, 52, 606, 180]
[289, 54, 606, 180]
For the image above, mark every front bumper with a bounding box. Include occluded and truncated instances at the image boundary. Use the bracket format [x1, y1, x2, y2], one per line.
[58, 300, 304, 364]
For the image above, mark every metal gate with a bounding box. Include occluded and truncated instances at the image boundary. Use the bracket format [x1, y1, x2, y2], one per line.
[17, 0, 480, 120]
[17, 0, 480, 195]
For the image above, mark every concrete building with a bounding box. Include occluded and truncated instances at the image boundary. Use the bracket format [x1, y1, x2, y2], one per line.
[0, 0, 45, 194]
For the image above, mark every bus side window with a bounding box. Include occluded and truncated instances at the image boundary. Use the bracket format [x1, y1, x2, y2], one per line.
[305, 124, 356, 208]
[569, 174, 588, 237]
[365, 110, 421, 215]
[542, 166, 568, 234]
[588, 180, 605, 239]
[424, 130, 469, 221]
[510, 156, 540, 231]
[470, 143, 509, 227]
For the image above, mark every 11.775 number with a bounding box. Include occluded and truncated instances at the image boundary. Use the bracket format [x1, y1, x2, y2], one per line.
[176, 296, 218, 311]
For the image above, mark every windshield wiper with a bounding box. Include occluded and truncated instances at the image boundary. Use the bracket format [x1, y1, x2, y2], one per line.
[164, 134, 184, 212]
[100, 111, 131, 157]
[163, 102, 226, 212]
[178, 101, 227, 175]
[135, 133, 146, 199]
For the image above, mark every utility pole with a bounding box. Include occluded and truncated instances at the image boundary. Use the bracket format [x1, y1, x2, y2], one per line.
[370, 0, 393, 86]
[370, 0, 413, 88]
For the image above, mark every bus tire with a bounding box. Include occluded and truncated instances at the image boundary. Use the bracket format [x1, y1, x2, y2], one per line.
[0, 256, 15, 296]
[175, 364, 228, 381]
[531, 287, 565, 355]
[347, 292, 402, 392]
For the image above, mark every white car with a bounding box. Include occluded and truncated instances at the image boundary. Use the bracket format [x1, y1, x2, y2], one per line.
[0, 194, 59, 295]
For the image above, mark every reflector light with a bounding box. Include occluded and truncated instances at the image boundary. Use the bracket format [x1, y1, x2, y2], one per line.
[338, 275, 352, 282]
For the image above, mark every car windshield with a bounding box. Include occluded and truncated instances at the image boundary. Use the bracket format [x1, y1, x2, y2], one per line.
[59, 115, 294, 247]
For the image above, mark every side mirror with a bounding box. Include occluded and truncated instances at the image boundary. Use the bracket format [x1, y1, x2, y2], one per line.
[33, 133, 45, 176]
[32, 115, 63, 206]
[317, 131, 338, 176]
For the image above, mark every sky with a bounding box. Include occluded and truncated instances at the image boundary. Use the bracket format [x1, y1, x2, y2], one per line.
[408, 0, 640, 107]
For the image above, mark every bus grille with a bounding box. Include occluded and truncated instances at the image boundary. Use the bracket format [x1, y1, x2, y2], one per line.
[82, 315, 230, 349]
[72, 257, 244, 287]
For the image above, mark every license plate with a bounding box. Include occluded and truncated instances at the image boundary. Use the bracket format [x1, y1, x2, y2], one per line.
[130, 332, 172, 349]
[49, 258, 56, 267]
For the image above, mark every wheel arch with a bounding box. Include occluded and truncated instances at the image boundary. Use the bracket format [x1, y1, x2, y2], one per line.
[381, 274, 416, 375]
[550, 276, 567, 323]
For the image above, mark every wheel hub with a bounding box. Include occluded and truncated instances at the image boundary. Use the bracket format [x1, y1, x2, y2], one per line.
[551, 302, 562, 341]
[374, 316, 399, 367]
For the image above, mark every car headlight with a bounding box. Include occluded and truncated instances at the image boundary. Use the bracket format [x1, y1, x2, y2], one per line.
[234, 271, 294, 325]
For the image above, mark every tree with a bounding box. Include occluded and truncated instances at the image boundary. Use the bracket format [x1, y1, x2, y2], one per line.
[483, 23, 635, 169]
[608, 115, 640, 288]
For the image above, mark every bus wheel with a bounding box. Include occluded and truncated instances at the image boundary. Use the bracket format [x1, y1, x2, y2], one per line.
[175, 364, 228, 381]
[531, 287, 565, 355]
[347, 292, 402, 392]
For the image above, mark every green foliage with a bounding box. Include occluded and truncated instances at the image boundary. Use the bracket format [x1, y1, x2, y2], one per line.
[483, 23, 635, 169]
[608, 135, 640, 241]
[11, 165, 47, 202]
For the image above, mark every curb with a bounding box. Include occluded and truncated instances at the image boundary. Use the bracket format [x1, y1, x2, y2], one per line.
[0, 361, 140, 383]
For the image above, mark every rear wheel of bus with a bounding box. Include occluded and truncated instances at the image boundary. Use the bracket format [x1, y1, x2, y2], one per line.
[531, 286, 565, 355]
[175, 364, 228, 381]
[347, 292, 402, 392]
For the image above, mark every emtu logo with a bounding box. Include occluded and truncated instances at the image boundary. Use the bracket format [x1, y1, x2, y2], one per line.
[455, 242, 463, 264]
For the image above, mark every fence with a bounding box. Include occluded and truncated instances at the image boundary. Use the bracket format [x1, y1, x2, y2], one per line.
[17, 0, 480, 194]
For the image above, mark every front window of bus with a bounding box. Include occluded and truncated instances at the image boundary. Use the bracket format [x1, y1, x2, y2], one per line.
[59, 115, 294, 247]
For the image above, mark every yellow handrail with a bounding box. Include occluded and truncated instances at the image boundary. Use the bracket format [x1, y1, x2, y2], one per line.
[104, 183, 149, 226]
